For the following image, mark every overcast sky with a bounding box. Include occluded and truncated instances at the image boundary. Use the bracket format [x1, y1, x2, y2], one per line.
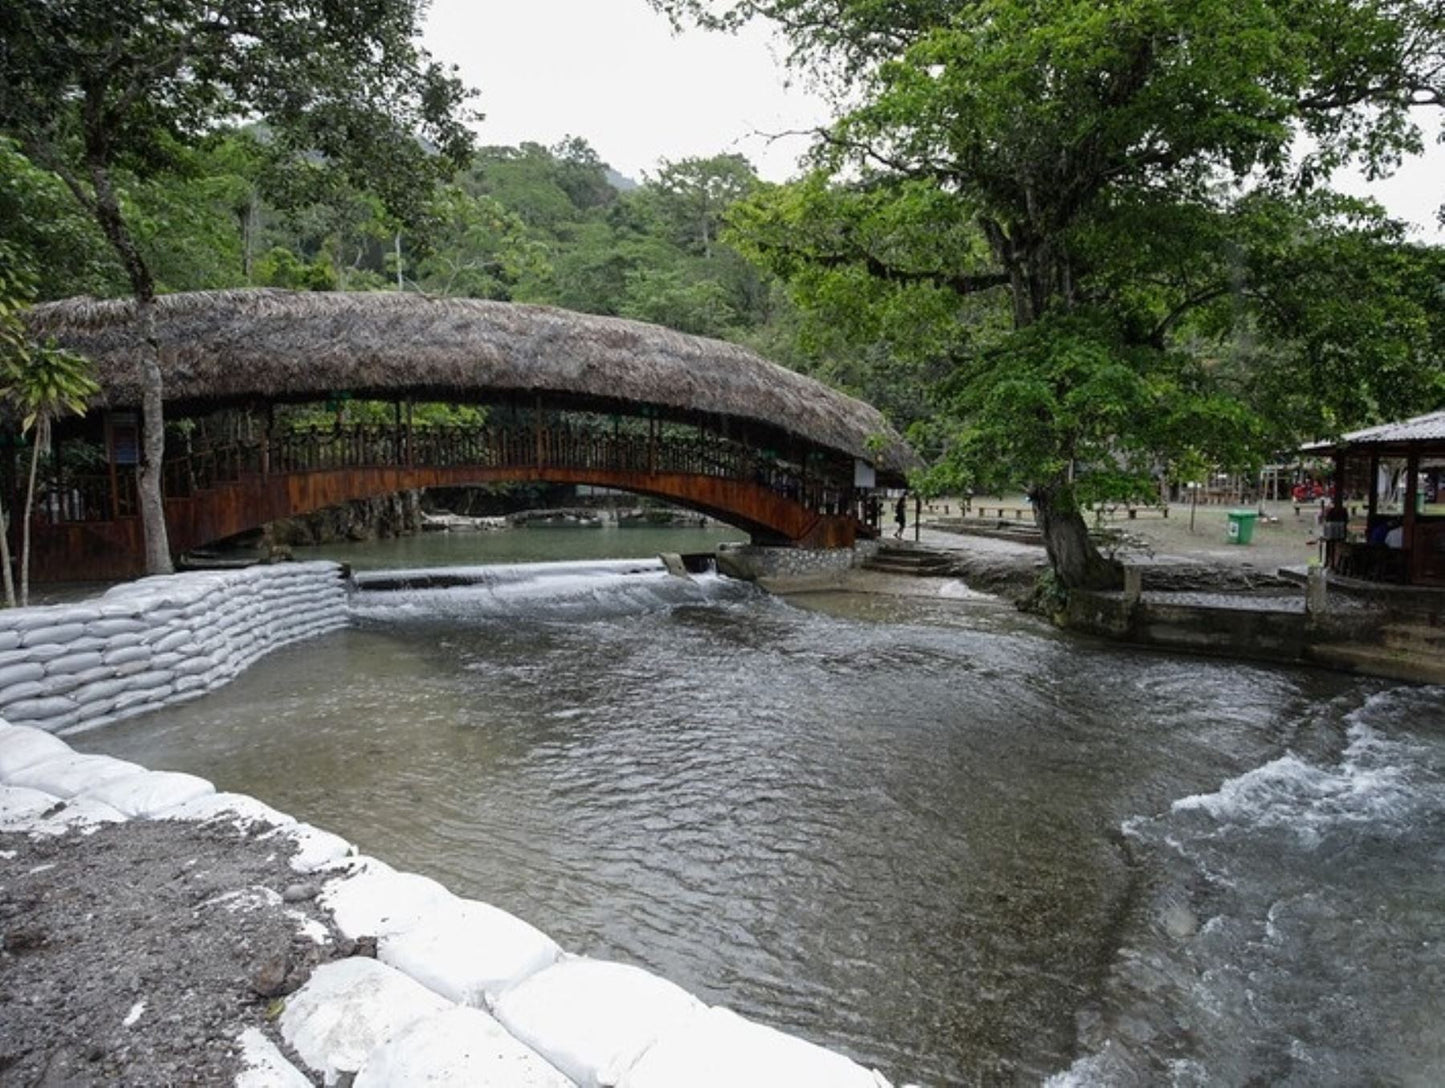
[422, 0, 1443, 241]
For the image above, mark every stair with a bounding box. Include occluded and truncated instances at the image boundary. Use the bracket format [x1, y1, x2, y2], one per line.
[862, 544, 957, 577]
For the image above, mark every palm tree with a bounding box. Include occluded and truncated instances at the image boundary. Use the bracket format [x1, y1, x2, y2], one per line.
[2, 339, 97, 606]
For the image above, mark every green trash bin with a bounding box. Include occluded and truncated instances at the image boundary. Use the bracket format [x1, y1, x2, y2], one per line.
[1226, 509, 1258, 545]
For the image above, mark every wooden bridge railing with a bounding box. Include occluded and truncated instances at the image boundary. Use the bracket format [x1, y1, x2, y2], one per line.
[36, 422, 858, 527]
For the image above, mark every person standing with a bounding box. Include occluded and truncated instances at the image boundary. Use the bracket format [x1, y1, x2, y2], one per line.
[894, 494, 907, 539]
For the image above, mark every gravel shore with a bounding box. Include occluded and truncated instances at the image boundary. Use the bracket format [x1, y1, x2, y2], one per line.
[0, 817, 346, 1086]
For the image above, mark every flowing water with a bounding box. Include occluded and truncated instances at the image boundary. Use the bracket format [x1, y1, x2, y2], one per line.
[74, 532, 1445, 1086]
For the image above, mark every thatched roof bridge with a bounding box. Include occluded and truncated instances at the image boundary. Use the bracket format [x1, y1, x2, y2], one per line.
[22, 290, 921, 580]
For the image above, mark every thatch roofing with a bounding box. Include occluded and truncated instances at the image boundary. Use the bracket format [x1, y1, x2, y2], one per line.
[27, 289, 921, 474]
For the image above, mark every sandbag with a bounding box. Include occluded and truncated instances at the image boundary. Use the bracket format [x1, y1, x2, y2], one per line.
[0, 662, 44, 687]
[321, 867, 454, 939]
[6, 793, 127, 834]
[235, 1028, 313, 1088]
[3, 696, 80, 724]
[0, 724, 71, 775]
[160, 790, 296, 831]
[9, 752, 143, 797]
[353, 1006, 572, 1088]
[19, 623, 88, 647]
[83, 770, 214, 817]
[279, 957, 452, 1084]
[618, 1006, 894, 1088]
[491, 958, 705, 1088]
[378, 898, 561, 1008]
[273, 821, 355, 872]
[45, 651, 105, 676]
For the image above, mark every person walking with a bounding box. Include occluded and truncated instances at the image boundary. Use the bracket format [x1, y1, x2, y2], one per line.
[894, 494, 907, 539]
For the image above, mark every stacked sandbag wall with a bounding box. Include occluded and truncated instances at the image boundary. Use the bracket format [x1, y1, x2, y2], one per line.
[0, 562, 348, 735]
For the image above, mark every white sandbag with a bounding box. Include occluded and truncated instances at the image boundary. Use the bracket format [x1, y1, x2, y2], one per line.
[618, 1006, 894, 1088]
[0, 784, 65, 829]
[19, 623, 88, 647]
[36, 673, 83, 698]
[122, 669, 174, 691]
[86, 617, 149, 638]
[149, 628, 194, 654]
[0, 662, 44, 687]
[353, 1005, 572, 1088]
[320, 867, 454, 939]
[0, 724, 71, 775]
[11, 793, 127, 835]
[9, 752, 143, 797]
[21, 643, 69, 664]
[71, 679, 131, 707]
[491, 958, 706, 1088]
[82, 769, 214, 817]
[236, 1027, 314, 1088]
[172, 656, 216, 677]
[279, 956, 452, 1085]
[44, 651, 105, 676]
[3, 696, 79, 724]
[378, 897, 561, 1008]
[0, 681, 48, 708]
[113, 686, 173, 714]
[160, 790, 296, 831]
[103, 645, 151, 667]
[274, 821, 355, 872]
[0, 630, 19, 652]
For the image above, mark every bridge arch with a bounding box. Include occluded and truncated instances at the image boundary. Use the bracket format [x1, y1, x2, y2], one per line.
[21, 290, 920, 580]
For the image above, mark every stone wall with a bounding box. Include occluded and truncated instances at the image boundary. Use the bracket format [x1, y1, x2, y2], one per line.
[267, 491, 424, 548]
[0, 562, 348, 736]
[715, 541, 879, 589]
[1064, 588, 1443, 684]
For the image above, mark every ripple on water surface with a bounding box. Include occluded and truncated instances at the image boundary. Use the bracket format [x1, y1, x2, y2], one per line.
[75, 565, 1441, 1086]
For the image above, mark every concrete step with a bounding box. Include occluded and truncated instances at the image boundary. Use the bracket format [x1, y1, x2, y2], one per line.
[863, 546, 956, 577]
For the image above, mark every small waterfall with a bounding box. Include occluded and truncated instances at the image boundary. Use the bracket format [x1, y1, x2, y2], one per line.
[347, 558, 752, 622]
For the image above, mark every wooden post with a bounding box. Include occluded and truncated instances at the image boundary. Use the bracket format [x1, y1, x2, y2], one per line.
[260, 402, 273, 478]
[1367, 453, 1379, 518]
[535, 395, 544, 470]
[1404, 449, 1420, 583]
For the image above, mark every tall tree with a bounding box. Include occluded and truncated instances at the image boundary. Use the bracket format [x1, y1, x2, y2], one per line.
[659, 0, 1445, 587]
[0, 0, 475, 574]
[647, 153, 758, 258]
[0, 251, 99, 606]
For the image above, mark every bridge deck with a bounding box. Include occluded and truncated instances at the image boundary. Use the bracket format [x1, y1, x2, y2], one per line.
[31, 423, 873, 581]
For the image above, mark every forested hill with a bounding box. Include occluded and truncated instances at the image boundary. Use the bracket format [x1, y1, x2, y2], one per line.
[0, 132, 920, 427]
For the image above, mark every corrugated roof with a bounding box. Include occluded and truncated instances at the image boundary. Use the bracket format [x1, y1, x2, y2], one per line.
[1303, 409, 1445, 452]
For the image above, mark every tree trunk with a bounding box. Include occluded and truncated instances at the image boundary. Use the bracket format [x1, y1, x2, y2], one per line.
[135, 297, 174, 574]
[84, 155, 174, 576]
[1031, 482, 1121, 590]
[0, 503, 15, 608]
[20, 417, 45, 607]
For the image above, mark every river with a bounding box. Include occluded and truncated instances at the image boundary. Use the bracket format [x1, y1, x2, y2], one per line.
[73, 527, 1445, 1086]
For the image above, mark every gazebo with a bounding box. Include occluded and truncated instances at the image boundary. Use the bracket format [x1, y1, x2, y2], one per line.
[1310, 409, 1445, 586]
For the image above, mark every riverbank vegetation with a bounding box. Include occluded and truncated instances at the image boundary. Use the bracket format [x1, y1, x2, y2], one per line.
[3, 0, 1443, 589]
